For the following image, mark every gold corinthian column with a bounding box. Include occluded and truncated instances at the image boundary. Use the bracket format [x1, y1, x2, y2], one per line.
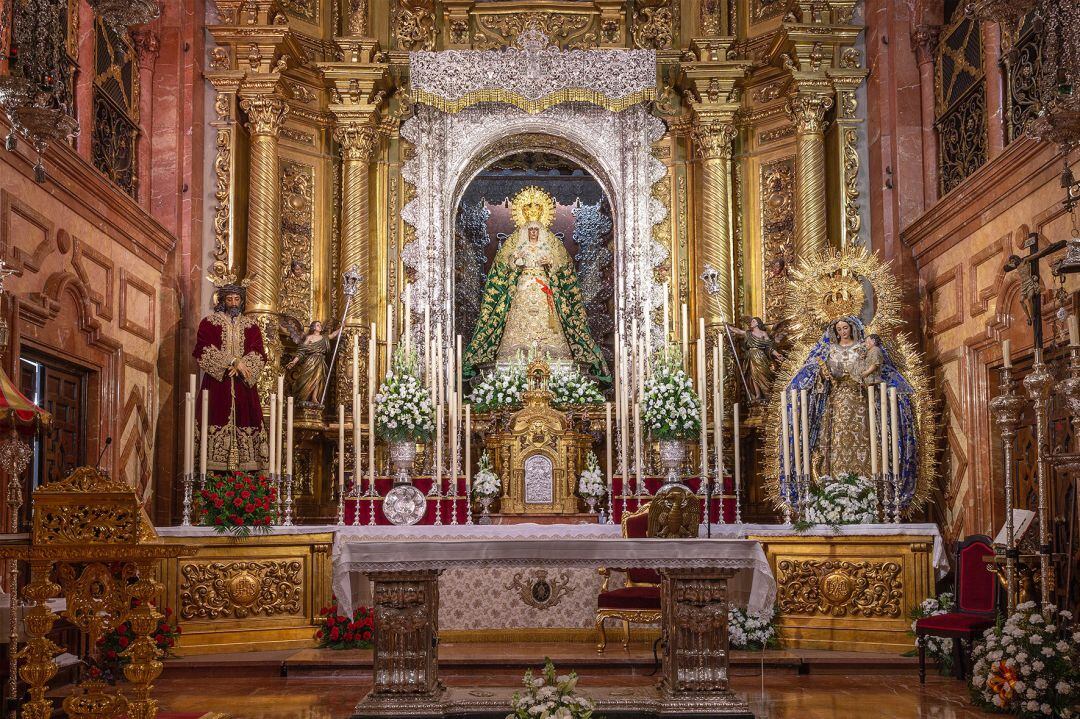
[692, 118, 738, 324]
[239, 95, 288, 313]
[788, 91, 834, 261]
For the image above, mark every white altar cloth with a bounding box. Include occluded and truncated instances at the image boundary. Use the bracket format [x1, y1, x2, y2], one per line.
[333, 532, 774, 617]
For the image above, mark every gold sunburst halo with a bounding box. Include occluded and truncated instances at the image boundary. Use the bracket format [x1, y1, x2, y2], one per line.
[510, 186, 557, 229]
[763, 246, 937, 517]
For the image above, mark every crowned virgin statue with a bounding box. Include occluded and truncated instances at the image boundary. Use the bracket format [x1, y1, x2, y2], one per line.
[463, 186, 608, 379]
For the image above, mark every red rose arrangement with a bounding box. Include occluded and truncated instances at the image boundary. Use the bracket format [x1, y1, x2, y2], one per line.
[199, 470, 277, 536]
[316, 598, 374, 650]
[97, 606, 181, 681]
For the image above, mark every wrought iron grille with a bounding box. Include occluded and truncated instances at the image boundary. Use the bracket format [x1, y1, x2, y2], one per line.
[935, 12, 989, 195]
[1005, 13, 1042, 143]
[91, 18, 139, 198]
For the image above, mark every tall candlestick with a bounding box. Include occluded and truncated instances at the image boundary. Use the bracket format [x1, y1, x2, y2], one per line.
[286, 397, 294, 477]
[732, 402, 741, 490]
[352, 334, 360, 395]
[619, 338, 629, 487]
[697, 334, 707, 483]
[199, 390, 208, 479]
[800, 387, 810, 478]
[605, 401, 613, 495]
[184, 392, 193, 479]
[712, 344, 722, 494]
[338, 404, 345, 495]
[449, 390, 457, 509]
[187, 373, 196, 477]
[663, 283, 670, 343]
[368, 323, 377, 402]
[790, 389, 801, 480]
[879, 382, 889, 486]
[633, 401, 643, 491]
[1002, 339, 1012, 369]
[269, 394, 278, 475]
[889, 386, 900, 477]
[353, 392, 361, 487]
[456, 335, 463, 408]
[781, 395, 791, 482]
[435, 399, 444, 488]
[867, 385, 879, 476]
[631, 317, 639, 397]
[367, 399, 375, 498]
[465, 404, 472, 497]
[680, 302, 689, 363]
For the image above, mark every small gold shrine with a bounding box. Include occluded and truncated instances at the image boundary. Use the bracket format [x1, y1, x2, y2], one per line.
[484, 358, 592, 515]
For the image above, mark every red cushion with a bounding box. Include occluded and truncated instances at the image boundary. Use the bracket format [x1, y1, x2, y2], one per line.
[957, 540, 996, 614]
[915, 612, 995, 634]
[598, 586, 661, 610]
[624, 511, 649, 539]
[627, 568, 661, 585]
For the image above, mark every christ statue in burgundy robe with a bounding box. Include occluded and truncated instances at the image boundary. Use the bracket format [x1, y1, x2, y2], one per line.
[194, 285, 268, 471]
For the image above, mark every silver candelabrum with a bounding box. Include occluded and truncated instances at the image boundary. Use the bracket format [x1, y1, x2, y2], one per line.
[989, 365, 1025, 612]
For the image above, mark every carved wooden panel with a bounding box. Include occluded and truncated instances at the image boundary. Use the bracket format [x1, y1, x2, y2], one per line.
[925, 265, 963, 334]
[760, 157, 795, 322]
[775, 559, 904, 617]
[119, 270, 156, 342]
[179, 560, 304, 620]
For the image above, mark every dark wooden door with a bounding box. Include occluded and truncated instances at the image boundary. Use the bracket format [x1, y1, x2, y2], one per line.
[41, 364, 85, 483]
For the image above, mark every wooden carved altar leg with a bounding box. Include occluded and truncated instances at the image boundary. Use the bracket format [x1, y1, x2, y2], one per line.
[354, 570, 444, 718]
[659, 568, 753, 717]
[16, 560, 61, 719]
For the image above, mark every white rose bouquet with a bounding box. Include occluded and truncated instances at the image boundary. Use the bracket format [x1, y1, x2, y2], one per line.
[798, 473, 878, 529]
[549, 368, 604, 408]
[728, 605, 778, 650]
[908, 592, 955, 675]
[472, 452, 501, 499]
[577, 452, 605, 499]
[374, 349, 434, 442]
[971, 602, 1078, 717]
[641, 347, 701, 440]
[470, 365, 526, 413]
[507, 659, 594, 719]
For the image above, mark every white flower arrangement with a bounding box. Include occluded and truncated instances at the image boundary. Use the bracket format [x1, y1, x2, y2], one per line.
[549, 368, 604, 408]
[577, 452, 605, 499]
[728, 605, 778, 650]
[374, 348, 434, 442]
[506, 659, 594, 719]
[971, 602, 1078, 717]
[641, 347, 701, 440]
[799, 474, 878, 529]
[909, 592, 955, 674]
[472, 452, 501, 499]
[470, 365, 526, 413]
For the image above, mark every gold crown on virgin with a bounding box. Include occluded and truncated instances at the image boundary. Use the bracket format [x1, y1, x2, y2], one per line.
[510, 186, 556, 229]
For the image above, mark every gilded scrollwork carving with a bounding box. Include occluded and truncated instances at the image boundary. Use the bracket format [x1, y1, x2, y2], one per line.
[179, 560, 303, 620]
[776, 559, 904, 617]
[760, 157, 795, 321]
[473, 12, 596, 51]
[787, 93, 833, 135]
[700, 0, 723, 36]
[55, 562, 127, 647]
[34, 506, 138, 545]
[278, 0, 316, 23]
[279, 161, 314, 325]
[212, 128, 232, 275]
[240, 96, 288, 136]
[504, 569, 573, 610]
[393, 0, 436, 51]
[842, 127, 862, 243]
[632, 0, 678, 50]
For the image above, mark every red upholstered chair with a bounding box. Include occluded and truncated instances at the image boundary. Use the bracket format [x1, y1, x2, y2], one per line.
[915, 535, 999, 683]
[595, 486, 700, 653]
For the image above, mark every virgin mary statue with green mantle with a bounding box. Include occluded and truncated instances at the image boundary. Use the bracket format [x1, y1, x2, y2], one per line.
[463, 186, 608, 381]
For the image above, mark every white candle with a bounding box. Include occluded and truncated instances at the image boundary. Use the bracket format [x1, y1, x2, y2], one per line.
[889, 386, 900, 478]
[867, 385, 879, 475]
[614, 336, 622, 473]
[368, 323, 377, 402]
[733, 402, 741, 488]
[386, 303, 394, 362]
[352, 334, 360, 394]
[465, 404, 472, 496]
[456, 335, 463, 407]
[879, 382, 889, 479]
[184, 392, 193, 478]
[276, 377, 284, 472]
[663, 283, 670, 343]
[435, 400, 443, 484]
[1002, 339, 1012, 368]
[680, 302, 689, 363]
[790, 389, 801, 477]
[368, 399, 375, 493]
[633, 401, 643, 484]
[800, 388, 810, 478]
[605, 401, 613, 493]
[404, 290, 412, 354]
[781, 395, 792, 479]
[713, 344, 722, 491]
[286, 396, 294, 477]
[1070, 315, 1079, 347]
[449, 390, 457, 485]
[199, 390, 208, 477]
[338, 404, 345, 495]
[620, 339, 629, 486]
[698, 334, 707, 482]
[424, 304, 431, 377]
[268, 394, 277, 475]
[353, 392, 361, 482]
[643, 303, 652, 369]
[631, 317, 639, 397]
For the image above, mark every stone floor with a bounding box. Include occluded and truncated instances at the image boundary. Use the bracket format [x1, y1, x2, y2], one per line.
[151, 644, 998, 719]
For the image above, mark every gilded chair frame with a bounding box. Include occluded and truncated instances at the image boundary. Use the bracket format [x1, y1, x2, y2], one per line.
[594, 501, 661, 652]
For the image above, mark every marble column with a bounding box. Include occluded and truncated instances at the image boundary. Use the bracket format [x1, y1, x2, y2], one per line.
[133, 29, 160, 213]
[788, 91, 834, 261]
[692, 118, 738, 324]
[912, 25, 941, 208]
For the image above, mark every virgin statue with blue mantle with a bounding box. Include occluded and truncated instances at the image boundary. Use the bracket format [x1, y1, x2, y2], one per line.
[463, 186, 608, 380]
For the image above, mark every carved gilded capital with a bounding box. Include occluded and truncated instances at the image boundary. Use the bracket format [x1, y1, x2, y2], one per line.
[334, 122, 379, 162]
[132, 29, 161, 70]
[787, 92, 833, 135]
[910, 24, 941, 66]
[692, 120, 738, 160]
[347, 0, 369, 35]
[240, 96, 288, 136]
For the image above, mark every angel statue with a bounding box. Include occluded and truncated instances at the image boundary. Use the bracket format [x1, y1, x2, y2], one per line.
[282, 319, 342, 406]
[724, 317, 786, 404]
[782, 316, 917, 493]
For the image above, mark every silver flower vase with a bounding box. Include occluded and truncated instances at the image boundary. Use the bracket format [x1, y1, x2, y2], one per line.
[478, 496, 493, 525]
[659, 439, 687, 486]
[585, 496, 598, 513]
[389, 440, 417, 484]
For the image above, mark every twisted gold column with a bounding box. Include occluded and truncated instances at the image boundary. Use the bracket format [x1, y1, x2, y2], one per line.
[335, 122, 379, 326]
[239, 96, 288, 313]
[692, 119, 738, 324]
[788, 93, 833, 261]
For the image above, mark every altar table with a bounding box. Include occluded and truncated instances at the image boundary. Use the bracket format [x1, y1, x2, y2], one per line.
[334, 535, 764, 717]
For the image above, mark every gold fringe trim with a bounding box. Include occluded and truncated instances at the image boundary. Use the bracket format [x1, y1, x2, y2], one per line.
[411, 87, 656, 115]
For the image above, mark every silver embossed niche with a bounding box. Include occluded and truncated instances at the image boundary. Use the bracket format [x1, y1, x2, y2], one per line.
[400, 29, 668, 384]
